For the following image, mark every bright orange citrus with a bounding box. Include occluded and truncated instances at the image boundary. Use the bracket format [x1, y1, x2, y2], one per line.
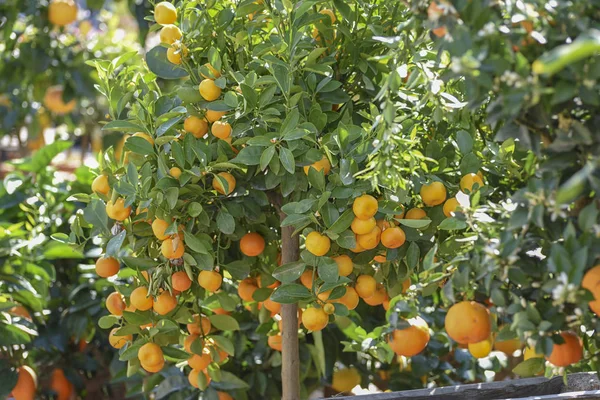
[172, 271, 192, 291]
[95, 256, 120, 278]
[355, 275, 376, 299]
[91, 175, 110, 196]
[420, 181, 447, 206]
[106, 292, 126, 316]
[302, 307, 329, 331]
[240, 232, 265, 256]
[333, 255, 353, 277]
[445, 301, 491, 344]
[130, 286, 154, 311]
[213, 172, 236, 195]
[380, 226, 406, 249]
[389, 317, 430, 356]
[546, 331, 583, 367]
[199, 79, 221, 101]
[198, 270, 223, 292]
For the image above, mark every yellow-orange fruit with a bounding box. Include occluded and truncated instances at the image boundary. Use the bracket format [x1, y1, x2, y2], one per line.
[355, 275, 376, 299]
[43, 86, 76, 114]
[420, 181, 447, 206]
[333, 255, 353, 277]
[237, 278, 258, 301]
[109, 328, 132, 349]
[106, 292, 126, 316]
[172, 271, 192, 291]
[205, 110, 226, 122]
[161, 237, 185, 259]
[363, 284, 387, 306]
[187, 314, 212, 335]
[199, 79, 222, 101]
[211, 121, 232, 139]
[351, 217, 376, 235]
[388, 317, 430, 356]
[268, 334, 283, 351]
[444, 301, 491, 344]
[154, 2, 177, 25]
[130, 286, 153, 311]
[198, 270, 223, 292]
[303, 156, 331, 175]
[305, 231, 331, 256]
[213, 172, 236, 195]
[153, 291, 177, 315]
[106, 198, 132, 221]
[443, 197, 460, 217]
[160, 24, 182, 45]
[10, 366, 37, 400]
[91, 175, 110, 196]
[460, 173, 484, 193]
[95, 257, 120, 278]
[184, 116, 208, 138]
[332, 287, 359, 310]
[48, 0, 78, 26]
[352, 195, 378, 220]
[405, 208, 426, 220]
[380, 226, 406, 249]
[302, 307, 329, 331]
[49, 369, 73, 400]
[581, 265, 600, 315]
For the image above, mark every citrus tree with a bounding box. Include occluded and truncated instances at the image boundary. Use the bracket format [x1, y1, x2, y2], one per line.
[75, 0, 600, 399]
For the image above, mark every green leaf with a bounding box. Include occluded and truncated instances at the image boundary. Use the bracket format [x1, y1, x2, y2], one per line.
[397, 219, 431, 229]
[43, 242, 84, 259]
[406, 242, 420, 270]
[125, 137, 154, 155]
[272, 261, 306, 283]
[211, 336, 235, 356]
[98, 315, 119, 329]
[260, 146, 276, 171]
[209, 315, 240, 331]
[210, 371, 250, 390]
[106, 230, 126, 257]
[533, 30, 600, 76]
[184, 231, 210, 254]
[279, 147, 296, 174]
[438, 218, 467, 230]
[216, 210, 235, 234]
[18, 140, 72, 173]
[102, 120, 146, 132]
[270, 283, 312, 303]
[512, 357, 545, 377]
[326, 209, 355, 235]
[231, 146, 262, 165]
[456, 130, 473, 154]
[122, 257, 158, 270]
[281, 108, 299, 134]
[336, 230, 356, 249]
[162, 346, 190, 361]
[188, 202, 203, 217]
[317, 258, 339, 283]
[146, 46, 189, 79]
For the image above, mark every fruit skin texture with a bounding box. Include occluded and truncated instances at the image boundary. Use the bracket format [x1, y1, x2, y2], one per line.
[109, 328, 132, 349]
[305, 231, 331, 256]
[106, 198, 132, 221]
[95, 256, 120, 278]
[420, 181, 447, 206]
[205, 110, 226, 122]
[199, 79, 222, 101]
[43, 86, 76, 114]
[161, 237, 185, 259]
[405, 208, 426, 219]
[160, 24, 182, 44]
[154, 1, 177, 25]
[213, 172, 236, 195]
[184, 116, 208, 138]
[546, 331, 583, 367]
[211, 121, 232, 139]
[139, 342, 165, 372]
[332, 287, 359, 310]
[240, 232, 266, 256]
[469, 336, 493, 358]
[388, 317, 430, 357]
[333, 255, 353, 277]
[153, 291, 177, 315]
[130, 286, 154, 311]
[92, 175, 110, 196]
[198, 270, 223, 292]
[167, 45, 188, 64]
[10, 366, 36, 400]
[152, 218, 171, 240]
[443, 197, 460, 217]
[187, 314, 212, 335]
[331, 368, 361, 393]
[351, 217, 376, 235]
[355, 275, 376, 299]
[106, 292, 126, 316]
[170, 167, 182, 179]
[363, 284, 387, 306]
[581, 265, 600, 315]
[50, 369, 73, 400]
[188, 351, 211, 370]
[460, 173, 484, 192]
[352, 194, 378, 220]
[302, 307, 329, 331]
[356, 226, 381, 250]
[172, 271, 192, 291]
[303, 156, 331, 175]
[268, 334, 283, 351]
[444, 301, 491, 344]
[380, 226, 406, 249]
[48, 0, 78, 26]
[188, 369, 210, 389]
[238, 278, 258, 301]
[494, 338, 522, 355]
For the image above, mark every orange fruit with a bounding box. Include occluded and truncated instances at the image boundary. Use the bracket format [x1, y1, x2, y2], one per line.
[10, 366, 36, 400]
[257, 275, 280, 289]
[373, 254, 387, 263]
[240, 232, 266, 256]
[494, 338, 522, 355]
[184, 334, 202, 353]
[199, 79, 221, 101]
[205, 109, 226, 122]
[160, 24, 182, 44]
[237, 278, 258, 301]
[48, 0, 78, 26]
[333, 255, 353, 277]
[132, 132, 155, 145]
[380, 226, 406, 249]
[154, 1, 177, 25]
[187, 314, 212, 335]
[352, 194, 378, 220]
[460, 173, 484, 193]
[524, 346, 544, 360]
[130, 286, 154, 311]
[468, 336, 493, 358]
[211, 121, 232, 139]
[444, 301, 491, 344]
[420, 181, 447, 206]
[152, 218, 171, 240]
[161, 236, 185, 259]
[188, 350, 212, 370]
[302, 307, 329, 331]
[50, 369, 73, 400]
[402, 277, 411, 293]
[153, 291, 177, 315]
[188, 369, 210, 389]
[363, 284, 387, 306]
[166, 45, 188, 64]
[443, 197, 460, 217]
[106, 292, 126, 316]
[432, 26, 447, 37]
[139, 342, 164, 372]
[546, 331, 583, 367]
[356, 226, 381, 250]
[323, 303, 335, 314]
[198, 270, 223, 292]
[217, 392, 233, 400]
[351, 217, 376, 235]
[300, 270, 315, 289]
[319, 8, 336, 23]
[305, 231, 331, 256]
[268, 334, 283, 351]
[95, 256, 120, 278]
[184, 116, 208, 138]
[8, 306, 32, 321]
[263, 297, 281, 314]
[376, 219, 393, 231]
[43, 86, 76, 115]
[201, 63, 222, 79]
[106, 198, 132, 221]
[331, 368, 360, 393]
[91, 175, 110, 196]
[581, 265, 600, 315]
[213, 172, 236, 195]
[172, 271, 192, 291]
[405, 208, 426, 220]
[109, 328, 132, 349]
[303, 156, 331, 175]
[389, 317, 430, 356]
[355, 275, 376, 299]
[349, 237, 365, 253]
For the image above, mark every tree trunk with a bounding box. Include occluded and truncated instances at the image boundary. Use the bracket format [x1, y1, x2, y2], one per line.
[280, 214, 301, 399]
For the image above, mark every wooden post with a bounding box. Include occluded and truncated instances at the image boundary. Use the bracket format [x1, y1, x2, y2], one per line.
[278, 199, 301, 400]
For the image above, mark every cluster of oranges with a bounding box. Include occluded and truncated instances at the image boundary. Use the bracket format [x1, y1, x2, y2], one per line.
[10, 367, 74, 400]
